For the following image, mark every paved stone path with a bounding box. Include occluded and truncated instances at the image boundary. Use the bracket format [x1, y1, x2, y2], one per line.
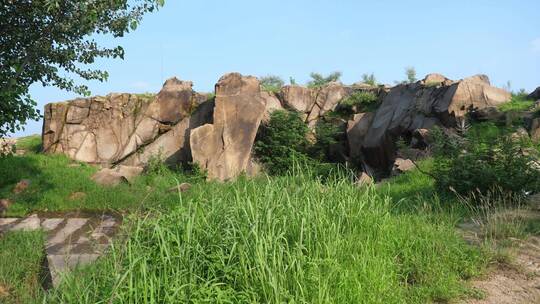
[0, 214, 120, 287]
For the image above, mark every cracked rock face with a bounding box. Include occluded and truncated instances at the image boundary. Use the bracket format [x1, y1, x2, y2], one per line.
[42, 77, 209, 166]
[190, 73, 266, 181]
[360, 74, 511, 172]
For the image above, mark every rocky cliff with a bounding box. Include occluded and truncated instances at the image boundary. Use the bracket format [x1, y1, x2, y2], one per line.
[42, 72, 512, 181]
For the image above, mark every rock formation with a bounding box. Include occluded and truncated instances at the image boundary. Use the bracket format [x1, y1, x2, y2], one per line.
[529, 86, 540, 101]
[42, 77, 212, 166]
[42, 72, 511, 181]
[358, 74, 510, 172]
[190, 73, 266, 181]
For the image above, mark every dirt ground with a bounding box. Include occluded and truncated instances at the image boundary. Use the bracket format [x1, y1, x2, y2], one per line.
[465, 236, 540, 304]
[461, 198, 540, 304]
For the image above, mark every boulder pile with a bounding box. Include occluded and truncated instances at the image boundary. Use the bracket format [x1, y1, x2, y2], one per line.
[42, 72, 513, 181]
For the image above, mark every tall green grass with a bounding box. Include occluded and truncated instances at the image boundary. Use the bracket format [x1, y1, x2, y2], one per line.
[0, 231, 45, 303]
[45, 169, 486, 303]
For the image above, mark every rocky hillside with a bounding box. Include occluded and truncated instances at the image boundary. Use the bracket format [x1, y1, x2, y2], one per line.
[42, 72, 516, 181]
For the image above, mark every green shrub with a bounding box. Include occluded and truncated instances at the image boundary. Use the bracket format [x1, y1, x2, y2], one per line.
[336, 91, 379, 116]
[498, 95, 534, 112]
[254, 110, 309, 175]
[310, 119, 342, 161]
[307, 71, 342, 88]
[361, 73, 377, 86]
[431, 125, 540, 201]
[260, 75, 284, 93]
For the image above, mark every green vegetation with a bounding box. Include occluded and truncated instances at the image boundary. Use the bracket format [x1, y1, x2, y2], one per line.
[0, 152, 198, 217]
[337, 91, 380, 115]
[498, 95, 534, 112]
[405, 66, 417, 83]
[14, 134, 41, 153]
[361, 73, 377, 86]
[0, 231, 45, 303]
[0, 0, 163, 138]
[42, 168, 486, 303]
[134, 92, 156, 100]
[307, 71, 342, 88]
[254, 110, 310, 175]
[260, 75, 285, 93]
[431, 124, 540, 201]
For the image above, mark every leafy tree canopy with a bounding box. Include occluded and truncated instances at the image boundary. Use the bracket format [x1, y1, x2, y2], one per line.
[0, 0, 164, 138]
[307, 71, 342, 88]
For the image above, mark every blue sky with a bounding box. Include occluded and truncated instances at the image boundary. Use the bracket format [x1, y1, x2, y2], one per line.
[16, 0, 540, 136]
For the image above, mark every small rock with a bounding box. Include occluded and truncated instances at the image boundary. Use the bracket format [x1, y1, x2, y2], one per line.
[511, 127, 530, 141]
[0, 199, 13, 215]
[0, 284, 9, 297]
[411, 128, 431, 149]
[168, 182, 192, 193]
[355, 172, 373, 187]
[68, 192, 86, 201]
[91, 165, 143, 187]
[13, 179, 31, 194]
[393, 158, 416, 174]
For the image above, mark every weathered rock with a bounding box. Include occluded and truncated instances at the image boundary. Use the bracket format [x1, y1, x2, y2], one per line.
[511, 128, 530, 141]
[190, 73, 266, 181]
[410, 128, 431, 149]
[280, 82, 375, 128]
[361, 74, 511, 171]
[68, 192, 86, 201]
[43, 77, 201, 165]
[167, 182, 192, 193]
[470, 106, 505, 122]
[528, 87, 540, 100]
[13, 179, 31, 194]
[0, 199, 12, 215]
[392, 158, 416, 174]
[421, 73, 453, 86]
[91, 165, 143, 186]
[260, 91, 283, 123]
[347, 113, 375, 160]
[355, 172, 373, 187]
[529, 118, 540, 142]
[145, 78, 202, 124]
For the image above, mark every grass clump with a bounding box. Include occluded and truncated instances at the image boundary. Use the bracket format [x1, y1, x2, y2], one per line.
[0, 231, 45, 303]
[498, 95, 534, 112]
[14, 134, 41, 153]
[45, 169, 486, 303]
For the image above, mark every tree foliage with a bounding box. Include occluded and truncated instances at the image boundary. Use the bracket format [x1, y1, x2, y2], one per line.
[405, 66, 417, 83]
[361, 73, 377, 86]
[259, 75, 284, 93]
[307, 71, 342, 88]
[254, 110, 309, 175]
[0, 0, 163, 137]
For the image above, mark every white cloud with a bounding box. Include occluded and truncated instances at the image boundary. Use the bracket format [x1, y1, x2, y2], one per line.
[531, 37, 540, 53]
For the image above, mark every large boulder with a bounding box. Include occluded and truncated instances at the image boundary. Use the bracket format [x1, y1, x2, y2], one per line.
[279, 83, 383, 128]
[360, 74, 511, 172]
[529, 87, 540, 101]
[190, 73, 266, 181]
[42, 77, 206, 166]
[347, 113, 375, 161]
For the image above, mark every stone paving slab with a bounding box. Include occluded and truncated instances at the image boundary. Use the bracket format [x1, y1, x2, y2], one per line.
[0, 214, 120, 288]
